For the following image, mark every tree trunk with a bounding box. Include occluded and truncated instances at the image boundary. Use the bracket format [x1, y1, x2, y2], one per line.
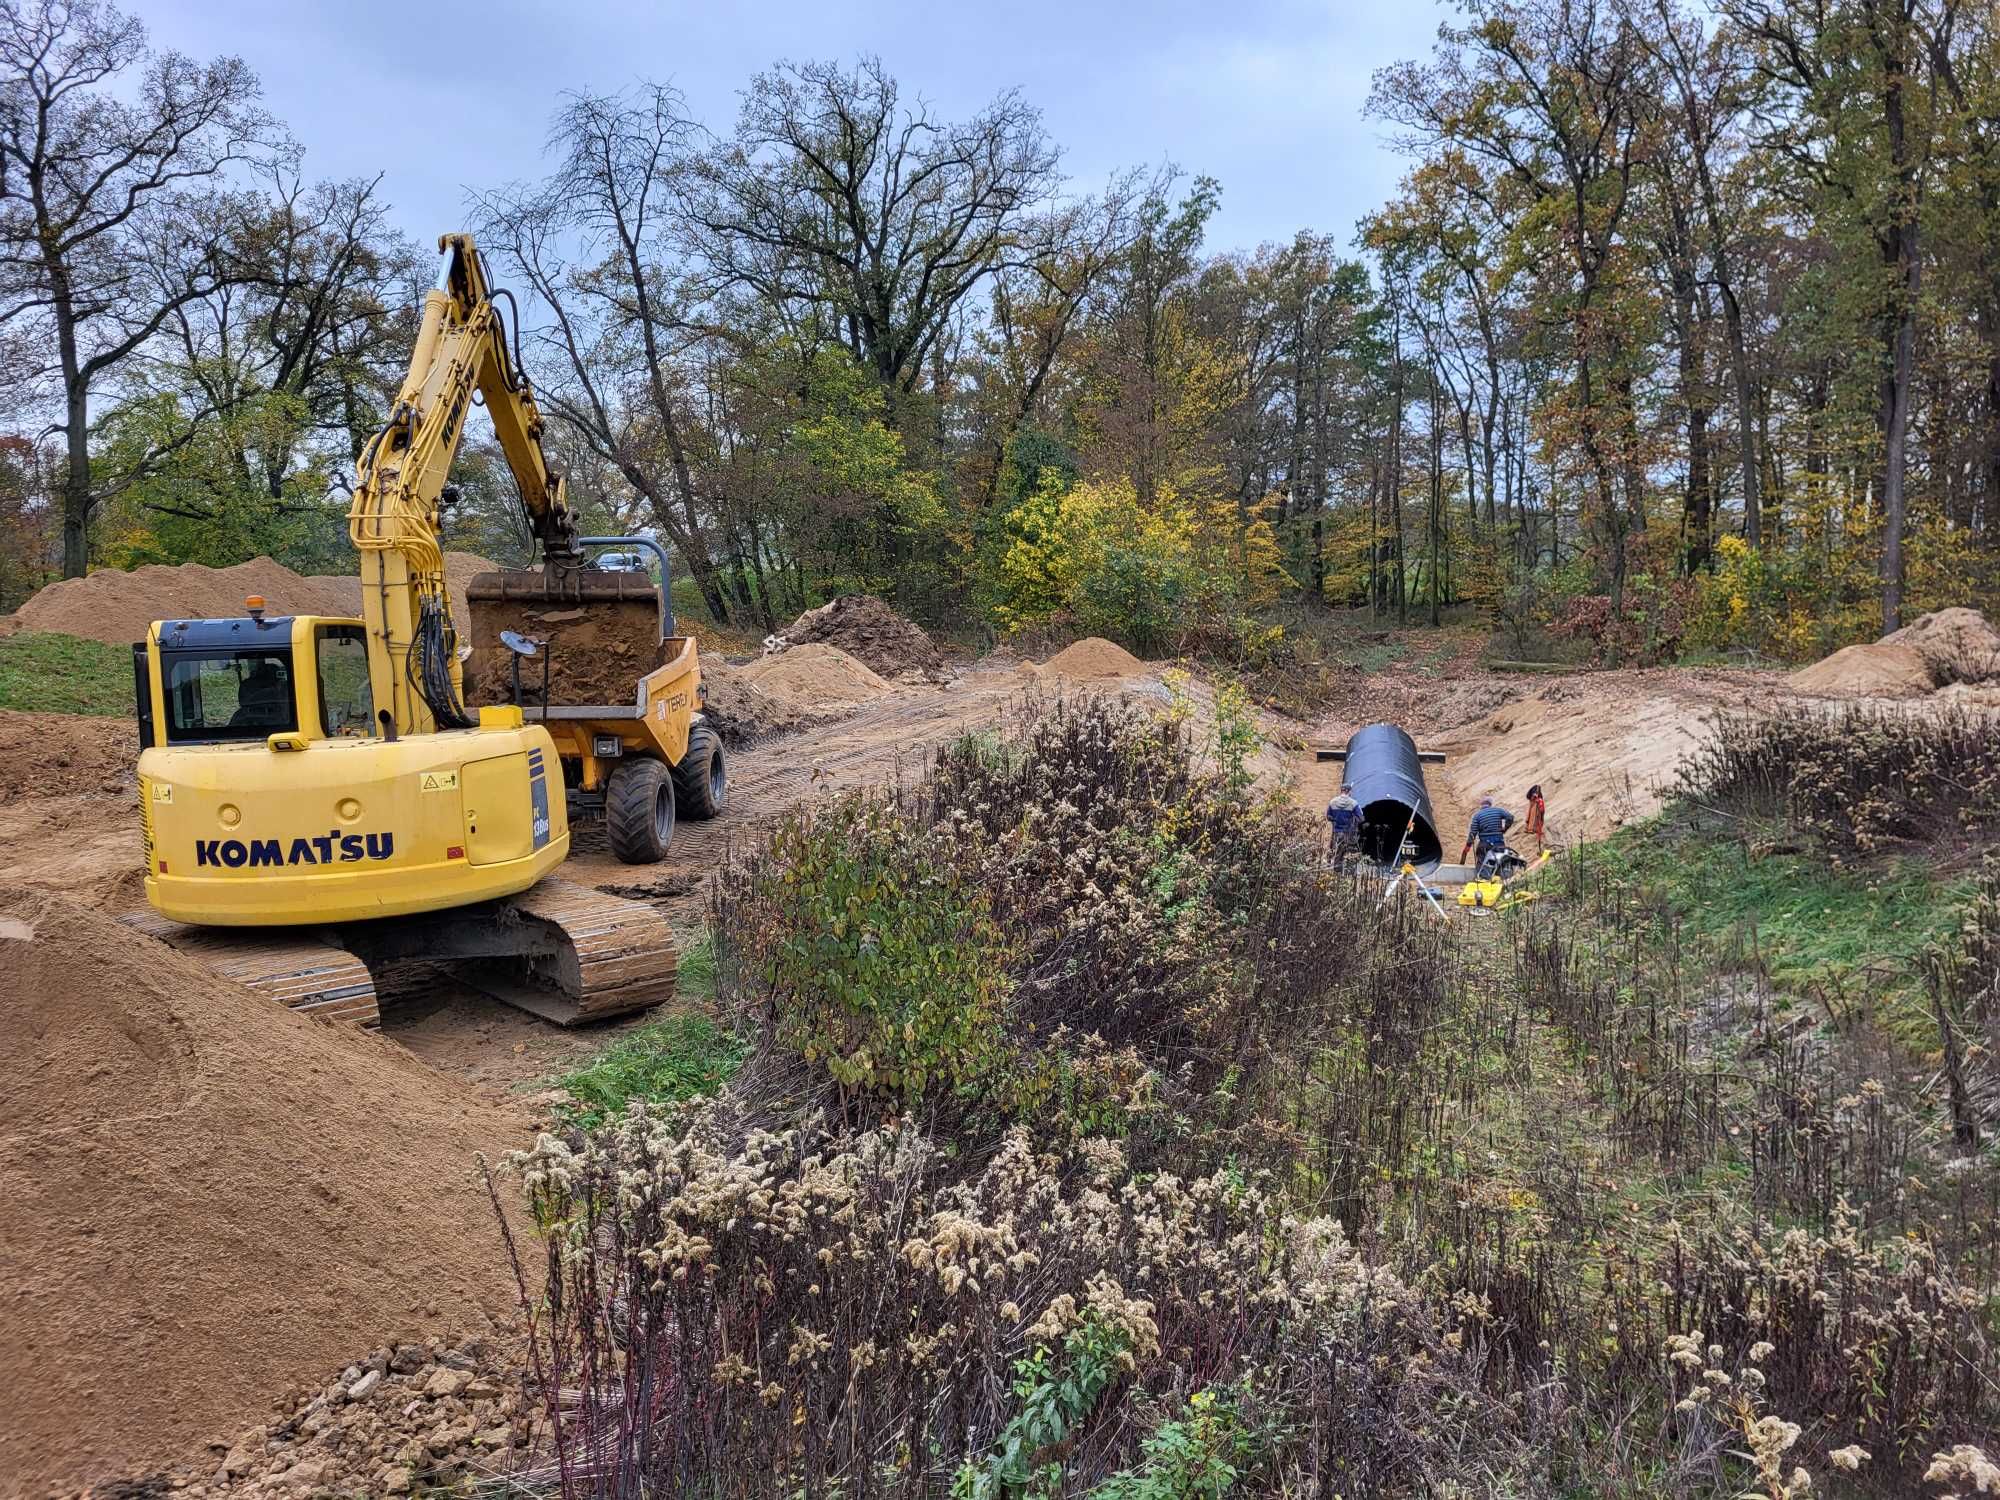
[1980, 296, 2000, 533]
[1882, 268, 1918, 632]
[1428, 375, 1444, 627]
[1719, 287, 1761, 546]
[60, 376, 91, 577]
[1367, 459, 1380, 619]
[48, 249, 91, 577]
[1686, 401, 1713, 574]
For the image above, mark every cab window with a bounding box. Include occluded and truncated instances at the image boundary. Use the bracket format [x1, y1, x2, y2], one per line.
[316, 626, 374, 737]
[162, 650, 297, 741]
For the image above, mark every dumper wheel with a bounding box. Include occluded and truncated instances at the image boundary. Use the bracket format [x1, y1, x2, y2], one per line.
[672, 721, 727, 821]
[605, 758, 675, 864]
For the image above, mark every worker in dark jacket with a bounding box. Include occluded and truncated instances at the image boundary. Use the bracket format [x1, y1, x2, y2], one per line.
[1325, 783, 1361, 864]
[1458, 797, 1515, 865]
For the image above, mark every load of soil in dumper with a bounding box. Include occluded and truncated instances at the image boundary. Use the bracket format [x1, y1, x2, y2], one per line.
[463, 569, 667, 709]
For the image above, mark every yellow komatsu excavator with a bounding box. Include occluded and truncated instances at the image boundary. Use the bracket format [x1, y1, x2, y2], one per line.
[126, 234, 721, 1027]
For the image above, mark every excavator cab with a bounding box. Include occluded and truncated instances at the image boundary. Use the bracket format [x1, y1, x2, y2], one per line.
[134, 605, 374, 752]
[133, 599, 571, 928]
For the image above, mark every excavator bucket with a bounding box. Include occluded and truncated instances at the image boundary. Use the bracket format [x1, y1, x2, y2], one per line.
[465, 565, 668, 710]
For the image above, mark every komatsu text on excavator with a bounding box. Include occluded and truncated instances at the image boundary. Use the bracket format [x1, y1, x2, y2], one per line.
[126, 235, 723, 1028]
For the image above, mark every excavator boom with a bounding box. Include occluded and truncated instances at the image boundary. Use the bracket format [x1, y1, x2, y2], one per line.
[346, 234, 580, 738]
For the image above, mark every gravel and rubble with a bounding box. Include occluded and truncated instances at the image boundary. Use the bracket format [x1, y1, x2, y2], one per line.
[131, 1336, 534, 1498]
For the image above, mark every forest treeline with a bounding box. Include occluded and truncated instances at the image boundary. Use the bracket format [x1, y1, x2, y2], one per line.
[4, 0, 1998, 661]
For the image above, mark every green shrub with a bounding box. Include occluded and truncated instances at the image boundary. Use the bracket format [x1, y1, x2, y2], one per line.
[953, 1314, 1133, 1500]
[719, 796, 1011, 1106]
[1090, 1385, 1280, 1500]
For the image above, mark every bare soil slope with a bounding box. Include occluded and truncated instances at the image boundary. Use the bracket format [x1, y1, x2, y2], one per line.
[0, 708, 134, 800]
[9, 552, 495, 644]
[0, 711, 142, 912]
[1429, 675, 1752, 845]
[0, 889, 526, 1497]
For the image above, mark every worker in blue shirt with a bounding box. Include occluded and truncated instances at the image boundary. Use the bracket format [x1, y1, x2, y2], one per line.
[1458, 797, 1515, 866]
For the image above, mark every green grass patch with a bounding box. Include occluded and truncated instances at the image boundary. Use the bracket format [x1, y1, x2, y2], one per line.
[0, 631, 133, 715]
[676, 931, 718, 1000]
[552, 934, 740, 1126]
[1575, 818, 1974, 1037]
[555, 1010, 748, 1128]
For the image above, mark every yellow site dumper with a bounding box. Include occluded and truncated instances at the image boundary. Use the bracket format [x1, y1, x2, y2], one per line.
[465, 535, 725, 866]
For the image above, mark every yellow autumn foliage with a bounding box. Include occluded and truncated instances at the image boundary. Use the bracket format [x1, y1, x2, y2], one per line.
[993, 474, 1289, 651]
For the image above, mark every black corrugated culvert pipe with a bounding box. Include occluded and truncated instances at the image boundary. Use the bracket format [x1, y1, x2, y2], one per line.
[1340, 722, 1442, 870]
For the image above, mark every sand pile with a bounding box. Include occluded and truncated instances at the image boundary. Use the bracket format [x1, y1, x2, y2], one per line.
[1038, 637, 1148, 681]
[0, 888, 526, 1496]
[1792, 607, 2000, 697]
[740, 642, 894, 708]
[8, 551, 496, 644]
[696, 645, 894, 745]
[699, 661, 817, 745]
[768, 595, 948, 683]
[1790, 640, 1933, 696]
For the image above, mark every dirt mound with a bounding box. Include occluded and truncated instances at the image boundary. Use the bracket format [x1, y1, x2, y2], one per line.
[0, 889, 526, 1496]
[1791, 608, 2000, 697]
[8, 551, 496, 645]
[740, 642, 895, 709]
[699, 659, 831, 745]
[1791, 639, 1934, 697]
[1888, 606, 2000, 683]
[1038, 637, 1148, 681]
[0, 708, 135, 800]
[769, 595, 948, 683]
[13, 557, 355, 644]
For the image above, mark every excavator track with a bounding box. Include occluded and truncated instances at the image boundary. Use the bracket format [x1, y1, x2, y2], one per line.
[454, 879, 680, 1026]
[122, 880, 675, 1031]
[121, 910, 382, 1028]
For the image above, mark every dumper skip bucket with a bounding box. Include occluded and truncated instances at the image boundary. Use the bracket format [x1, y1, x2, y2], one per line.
[464, 563, 667, 711]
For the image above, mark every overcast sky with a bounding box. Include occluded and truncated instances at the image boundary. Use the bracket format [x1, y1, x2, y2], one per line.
[135, 0, 1449, 260]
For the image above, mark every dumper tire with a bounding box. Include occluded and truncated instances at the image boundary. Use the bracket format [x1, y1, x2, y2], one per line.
[672, 721, 727, 821]
[605, 758, 675, 864]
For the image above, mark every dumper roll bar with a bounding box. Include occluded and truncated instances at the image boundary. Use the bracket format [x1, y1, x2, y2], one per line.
[577, 535, 675, 640]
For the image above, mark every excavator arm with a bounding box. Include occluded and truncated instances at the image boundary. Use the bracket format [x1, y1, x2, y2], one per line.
[347, 233, 578, 737]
